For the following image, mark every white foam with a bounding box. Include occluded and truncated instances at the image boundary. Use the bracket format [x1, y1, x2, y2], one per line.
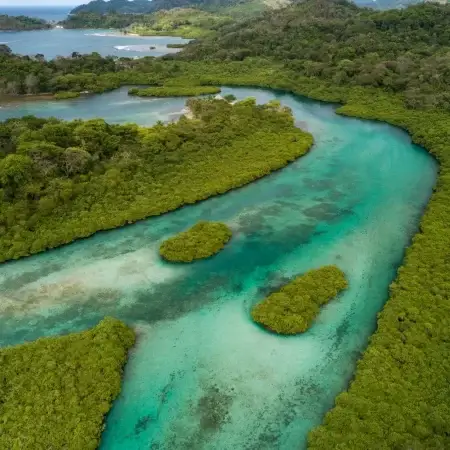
[114, 44, 163, 52]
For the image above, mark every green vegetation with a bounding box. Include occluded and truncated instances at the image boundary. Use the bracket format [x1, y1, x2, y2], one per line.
[181, 0, 450, 110]
[0, 98, 312, 262]
[62, 8, 232, 39]
[306, 93, 450, 449]
[71, 0, 154, 14]
[128, 8, 233, 38]
[0, 317, 135, 450]
[166, 43, 187, 48]
[0, 47, 119, 95]
[3, 0, 450, 108]
[54, 91, 81, 100]
[61, 12, 139, 30]
[1, 0, 450, 445]
[160, 221, 232, 262]
[128, 85, 221, 96]
[0, 14, 50, 31]
[252, 266, 348, 334]
[69, 0, 271, 16]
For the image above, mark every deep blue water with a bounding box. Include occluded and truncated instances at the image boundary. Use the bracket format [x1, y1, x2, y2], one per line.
[0, 87, 437, 449]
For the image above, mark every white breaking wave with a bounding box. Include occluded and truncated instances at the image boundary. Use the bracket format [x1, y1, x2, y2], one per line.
[114, 44, 161, 52]
[85, 32, 115, 37]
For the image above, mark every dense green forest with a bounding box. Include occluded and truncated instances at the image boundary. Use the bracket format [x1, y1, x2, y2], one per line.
[252, 266, 348, 334]
[0, 317, 135, 450]
[70, 0, 426, 14]
[180, 0, 450, 110]
[70, 0, 269, 15]
[71, 0, 154, 14]
[61, 12, 139, 30]
[62, 8, 232, 38]
[2, 1, 449, 110]
[0, 14, 50, 31]
[0, 97, 312, 262]
[306, 96, 450, 449]
[160, 221, 232, 262]
[54, 91, 82, 100]
[0, 47, 119, 95]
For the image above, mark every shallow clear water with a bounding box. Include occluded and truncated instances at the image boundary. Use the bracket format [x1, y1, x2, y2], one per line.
[0, 87, 437, 449]
[0, 29, 190, 59]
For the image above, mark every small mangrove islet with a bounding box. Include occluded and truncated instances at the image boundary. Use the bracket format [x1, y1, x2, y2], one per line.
[0, 317, 135, 450]
[160, 221, 232, 262]
[252, 266, 348, 334]
[54, 91, 81, 100]
[128, 85, 221, 97]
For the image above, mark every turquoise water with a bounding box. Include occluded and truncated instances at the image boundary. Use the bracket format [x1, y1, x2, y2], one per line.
[0, 87, 437, 449]
[0, 29, 190, 59]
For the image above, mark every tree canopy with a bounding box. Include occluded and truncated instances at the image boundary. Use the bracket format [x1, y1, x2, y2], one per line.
[0, 15, 50, 31]
[0, 98, 312, 262]
[252, 266, 348, 334]
[160, 221, 232, 262]
[180, 0, 450, 110]
[0, 317, 135, 450]
[128, 85, 221, 96]
[62, 8, 233, 39]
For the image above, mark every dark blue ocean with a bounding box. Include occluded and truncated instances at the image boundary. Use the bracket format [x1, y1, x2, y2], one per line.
[0, 6, 72, 22]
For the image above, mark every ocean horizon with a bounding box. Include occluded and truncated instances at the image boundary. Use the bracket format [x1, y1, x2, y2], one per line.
[0, 5, 73, 22]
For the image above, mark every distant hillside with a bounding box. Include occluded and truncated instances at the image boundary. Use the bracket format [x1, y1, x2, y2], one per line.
[70, 0, 274, 15]
[128, 8, 233, 38]
[70, 0, 439, 15]
[61, 12, 139, 29]
[179, 0, 450, 109]
[0, 14, 51, 31]
[62, 8, 233, 38]
[70, 0, 153, 14]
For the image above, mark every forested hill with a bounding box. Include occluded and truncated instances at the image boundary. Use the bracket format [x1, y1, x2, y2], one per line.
[0, 15, 51, 31]
[70, 0, 154, 14]
[61, 8, 232, 37]
[178, 0, 450, 110]
[70, 0, 262, 14]
[70, 0, 426, 14]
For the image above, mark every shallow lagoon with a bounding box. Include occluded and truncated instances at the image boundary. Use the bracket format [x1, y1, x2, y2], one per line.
[0, 87, 437, 449]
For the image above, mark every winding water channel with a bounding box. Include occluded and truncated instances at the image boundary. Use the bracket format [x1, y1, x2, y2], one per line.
[0, 87, 437, 449]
